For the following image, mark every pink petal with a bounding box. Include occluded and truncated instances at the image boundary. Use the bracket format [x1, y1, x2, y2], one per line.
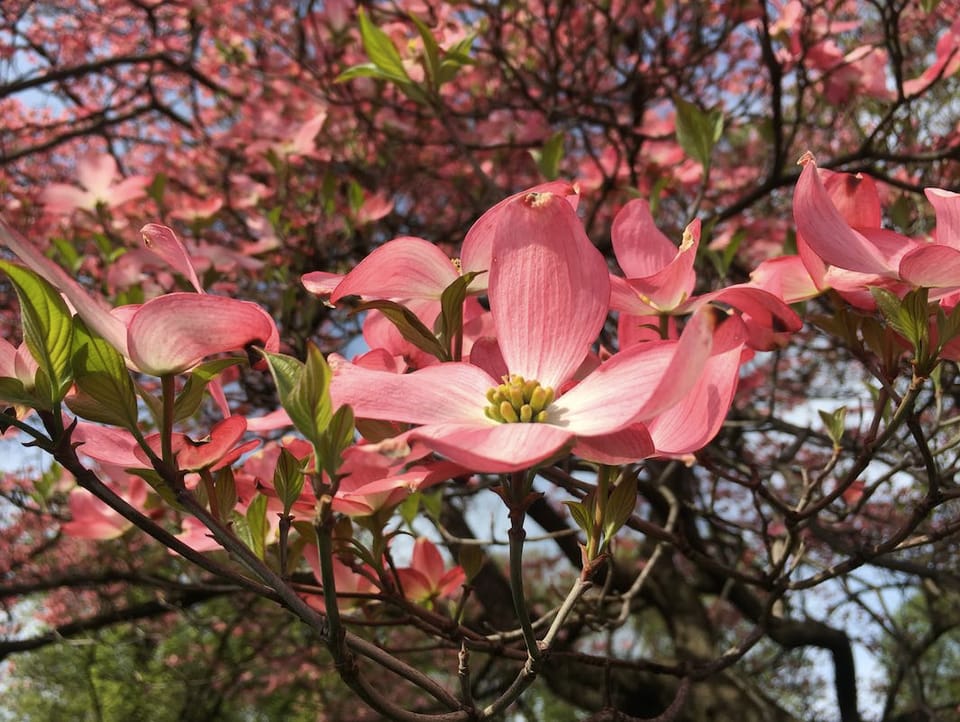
[396, 568, 433, 602]
[62, 488, 130, 539]
[573, 424, 655, 465]
[72, 422, 143, 468]
[611, 199, 683, 277]
[748, 256, 822, 303]
[609, 274, 657, 315]
[647, 316, 746, 454]
[140, 224, 203, 292]
[617, 314, 678, 349]
[819, 167, 882, 229]
[903, 20, 960, 97]
[794, 160, 896, 276]
[176, 416, 250, 470]
[925, 188, 960, 251]
[410, 538, 445, 584]
[408, 422, 575, 473]
[899, 244, 960, 288]
[40, 184, 93, 214]
[329, 356, 496, 425]
[77, 153, 118, 196]
[302, 271, 344, 298]
[246, 409, 293, 432]
[127, 293, 279, 376]
[461, 180, 579, 292]
[691, 286, 801, 350]
[489, 191, 610, 389]
[110, 176, 150, 206]
[437, 567, 467, 598]
[620, 215, 697, 310]
[330, 237, 459, 303]
[558, 307, 721, 434]
[0, 338, 17, 378]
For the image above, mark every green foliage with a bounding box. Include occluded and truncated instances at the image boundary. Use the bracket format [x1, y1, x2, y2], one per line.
[818, 406, 847, 448]
[0, 260, 74, 406]
[0, 601, 333, 722]
[532, 131, 565, 180]
[673, 96, 724, 170]
[273, 447, 306, 515]
[357, 299, 448, 361]
[261, 344, 334, 448]
[880, 589, 960, 719]
[67, 316, 139, 429]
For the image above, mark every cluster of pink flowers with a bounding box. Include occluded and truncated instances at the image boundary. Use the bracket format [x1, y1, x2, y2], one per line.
[310, 182, 800, 472]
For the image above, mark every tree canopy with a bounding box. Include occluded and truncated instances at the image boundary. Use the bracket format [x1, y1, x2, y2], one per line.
[2, 2, 960, 720]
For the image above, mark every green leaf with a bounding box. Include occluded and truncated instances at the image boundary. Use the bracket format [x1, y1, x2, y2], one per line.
[398, 492, 421, 526]
[437, 271, 483, 361]
[232, 493, 269, 560]
[410, 14, 440, 88]
[273, 447, 306, 514]
[563, 494, 596, 540]
[357, 299, 448, 361]
[602, 474, 638, 544]
[818, 407, 847, 448]
[531, 131, 565, 181]
[316, 404, 355, 481]
[261, 344, 333, 446]
[67, 317, 139, 429]
[128, 467, 184, 510]
[336, 62, 391, 83]
[936, 302, 960, 353]
[210, 466, 238, 522]
[347, 179, 365, 212]
[356, 8, 410, 83]
[420, 488, 443, 519]
[50, 236, 81, 272]
[146, 173, 167, 206]
[0, 261, 74, 406]
[458, 545, 484, 583]
[871, 286, 929, 354]
[674, 97, 724, 169]
[0, 377, 39, 407]
[173, 358, 243, 423]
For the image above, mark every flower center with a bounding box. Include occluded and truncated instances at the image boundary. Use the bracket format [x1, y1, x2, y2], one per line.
[484, 374, 555, 423]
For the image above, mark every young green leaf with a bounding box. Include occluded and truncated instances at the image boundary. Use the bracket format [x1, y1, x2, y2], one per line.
[532, 131, 565, 181]
[273, 447, 306, 514]
[211, 466, 238, 522]
[410, 14, 440, 88]
[67, 317, 139, 429]
[316, 404, 355, 482]
[261, 344, 333, 446]
[356, 8, 410, 83]
[437, 271, 483, 361]
[0, 261, 75, 406]
[674, 96, 724, 169]
[233, 493, 268, 560]
[818, 406, 847, 448]
[357, 299, 448, 361]
[602, 474, 638, 545]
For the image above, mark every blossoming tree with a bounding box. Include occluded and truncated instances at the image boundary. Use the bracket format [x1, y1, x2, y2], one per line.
[2, 2, 960, 721]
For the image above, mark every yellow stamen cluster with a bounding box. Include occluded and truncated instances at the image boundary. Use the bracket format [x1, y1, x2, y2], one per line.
[484, 374, 555, 423]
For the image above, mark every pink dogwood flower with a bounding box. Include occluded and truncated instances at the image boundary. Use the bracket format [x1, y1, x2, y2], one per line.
[396, 538, 465, 605]
[62, 474, 149, 540]
[0, 220, 279, 376]
[41, 153, 150, 215]
[793, 154, 960, 302]
[609, 199, 801, 350]
[330, 190, 722, 472]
